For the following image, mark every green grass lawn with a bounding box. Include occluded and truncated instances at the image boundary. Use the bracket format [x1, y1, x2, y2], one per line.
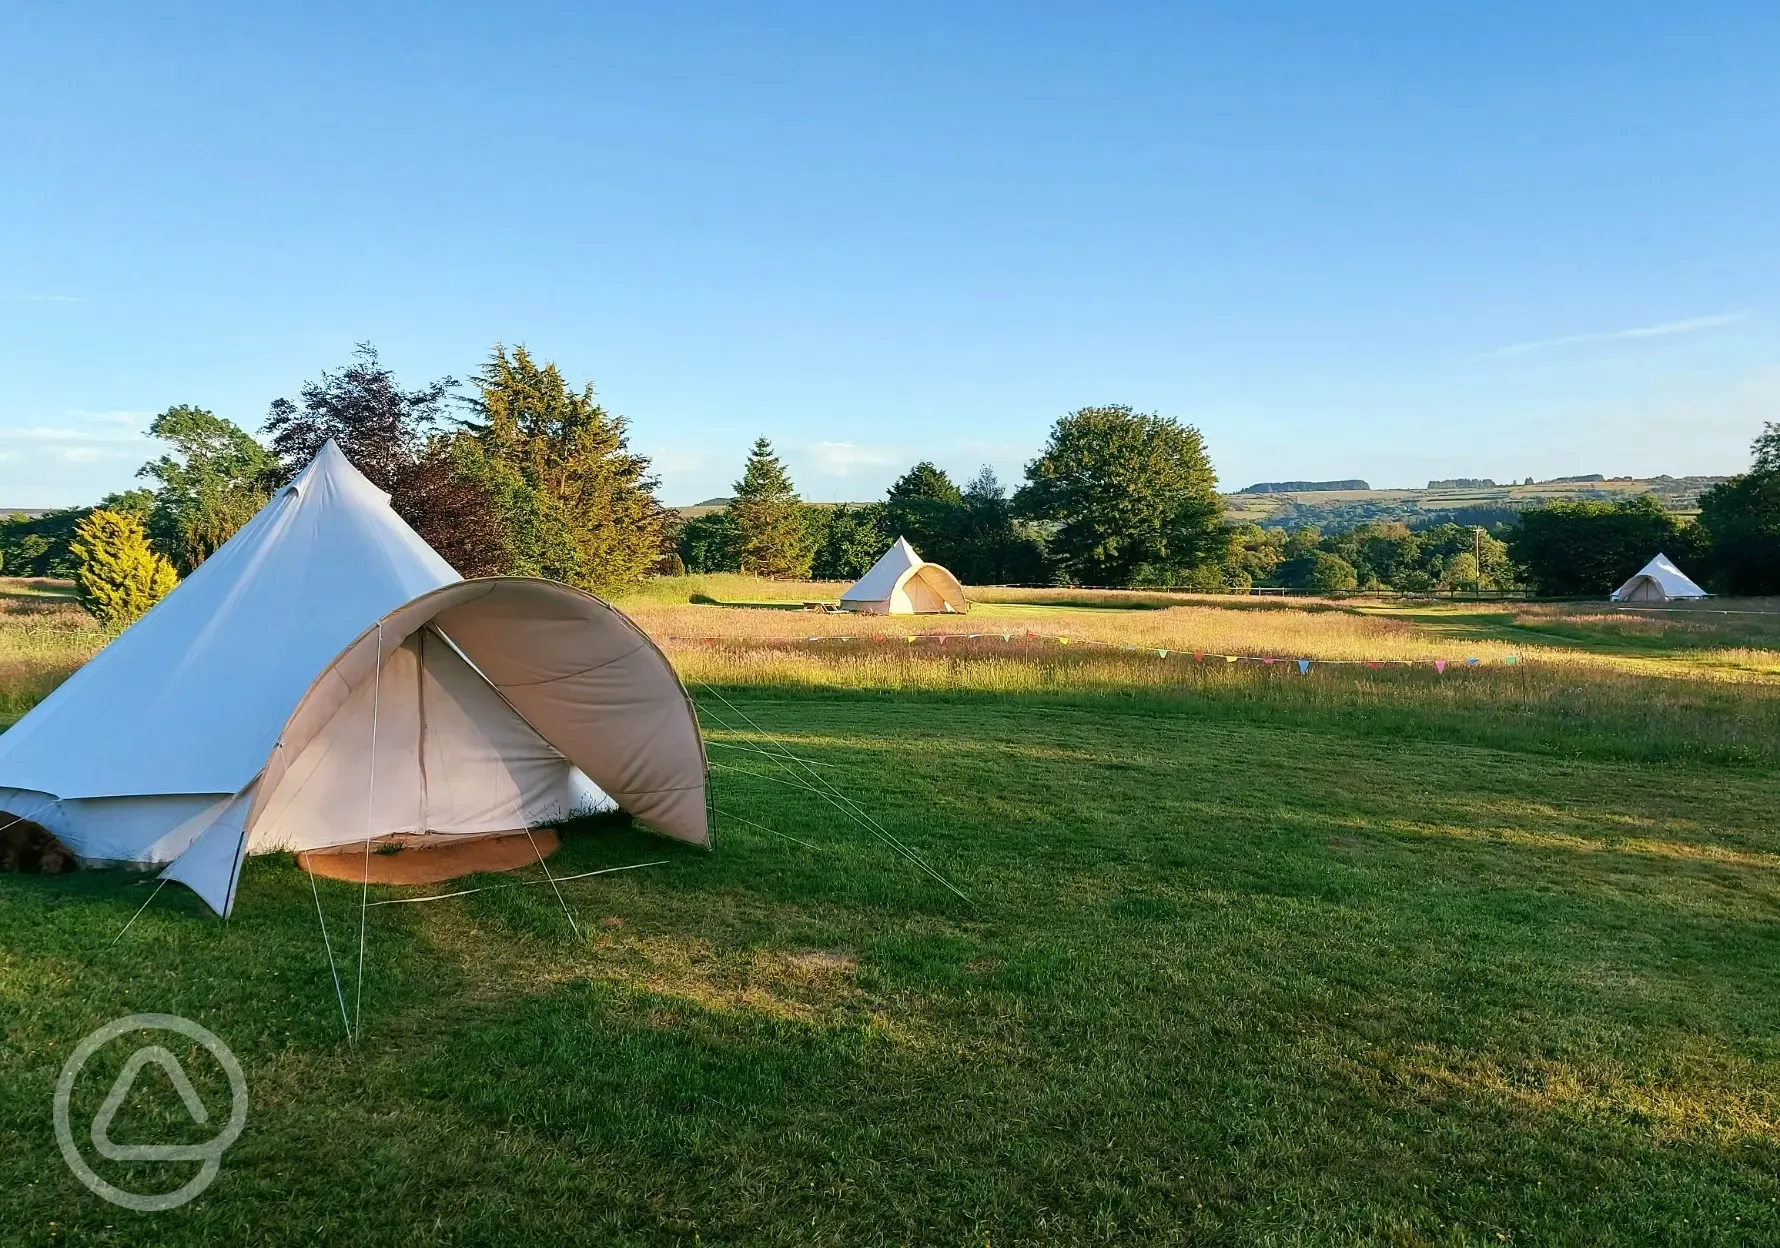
[5, 656, 1780, 1243]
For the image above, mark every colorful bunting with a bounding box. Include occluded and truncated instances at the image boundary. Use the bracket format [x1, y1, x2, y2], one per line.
[1297, 659, 1311, 674]
[1434, 660, 1447, 674]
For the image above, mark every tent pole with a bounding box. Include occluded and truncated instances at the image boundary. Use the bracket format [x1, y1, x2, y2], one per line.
[353, 623, 384, 1042]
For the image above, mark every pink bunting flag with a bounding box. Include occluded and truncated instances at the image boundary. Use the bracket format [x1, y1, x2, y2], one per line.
[1434, 659, 1447, 674]
[1263, 657, 1276, 665]
[1193, 652, 1204, 661]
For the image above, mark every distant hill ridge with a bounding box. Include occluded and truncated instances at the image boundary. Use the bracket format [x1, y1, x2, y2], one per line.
[1223, 474, 1728, 533]
[1238, 480, 1369, 494]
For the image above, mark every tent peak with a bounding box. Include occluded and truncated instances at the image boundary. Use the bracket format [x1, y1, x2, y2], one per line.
[286, 438, 387, 502]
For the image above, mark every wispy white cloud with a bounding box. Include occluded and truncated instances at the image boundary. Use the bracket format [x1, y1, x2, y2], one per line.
[0, 425, 150, 444]
[1481, 310, 1754, 358]
[5, 294, 85, 304]
[55, 445, 136, 464]
[0, 425, 152, 466]
[807, 441, 900, 476]
[69, 409, 152, 427]
[647, 445, 715, 475]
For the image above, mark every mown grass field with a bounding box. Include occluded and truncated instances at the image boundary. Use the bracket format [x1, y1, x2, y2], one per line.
[3, 576, 1779, 1245]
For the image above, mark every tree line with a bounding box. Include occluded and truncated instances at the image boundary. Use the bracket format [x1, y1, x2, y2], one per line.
[3, 348, 1775, 619]
[2, 344, 673, 620]
[681, 406, 1228, 585]
[682, 419, 1780, 597]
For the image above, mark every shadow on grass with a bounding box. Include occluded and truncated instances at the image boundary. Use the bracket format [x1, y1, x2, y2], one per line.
[4, 682, 1780, 1243]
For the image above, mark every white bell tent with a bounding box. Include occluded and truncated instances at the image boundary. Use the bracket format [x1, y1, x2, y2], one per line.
[0, 441, 708, 917]
[839, 537, 968, 615]
[1610, 553, 1709, 603]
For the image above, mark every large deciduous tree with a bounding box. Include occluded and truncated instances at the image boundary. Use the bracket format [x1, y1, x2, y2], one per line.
[263, 344, 505, 574]
[1697, 422, 1780, 595]
[729, 438, 812, 578]
[459, 346, 671, 591]
[137, 405, 280, 572]
[1506, 494, 1704, 596]
[1016, 405, 1223, 586]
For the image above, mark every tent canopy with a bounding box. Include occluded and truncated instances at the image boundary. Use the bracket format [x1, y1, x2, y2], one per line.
[1610, 553, 1709, 602]
[839, 537, 968, 615]
[0, 441, 707, 915]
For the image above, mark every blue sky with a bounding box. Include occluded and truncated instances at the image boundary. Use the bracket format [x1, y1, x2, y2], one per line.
[3, 2, 1777, 507]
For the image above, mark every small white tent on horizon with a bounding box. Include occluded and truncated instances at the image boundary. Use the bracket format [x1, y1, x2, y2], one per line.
[1610, 553, 1710, 603]
[839, 537, 968, 615]
[0, 441, 709, 917]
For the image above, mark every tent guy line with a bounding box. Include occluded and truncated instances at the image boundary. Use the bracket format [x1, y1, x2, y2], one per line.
[359, 859, 670, 908]
[708, 808, 822, 850]
[693, 683, 973, 903]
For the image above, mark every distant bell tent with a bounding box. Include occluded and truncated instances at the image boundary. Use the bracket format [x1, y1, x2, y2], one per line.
[1610, 553, 1709, 603]
[0, 441, 709, 917]
[840, 537, 968, 615]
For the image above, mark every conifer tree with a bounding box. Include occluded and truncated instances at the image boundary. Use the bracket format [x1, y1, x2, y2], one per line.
[69, 509, 179, 627]
[729, 438, 812, 578]
[460, 345, 670, 590]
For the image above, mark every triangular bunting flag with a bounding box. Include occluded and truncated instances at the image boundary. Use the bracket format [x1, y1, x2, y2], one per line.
[1434, 659, 1447, 674]
[1297, 659, 1311, 674]
[1466, 657, 1479, 666]
[1504, 654, 1518, 665]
